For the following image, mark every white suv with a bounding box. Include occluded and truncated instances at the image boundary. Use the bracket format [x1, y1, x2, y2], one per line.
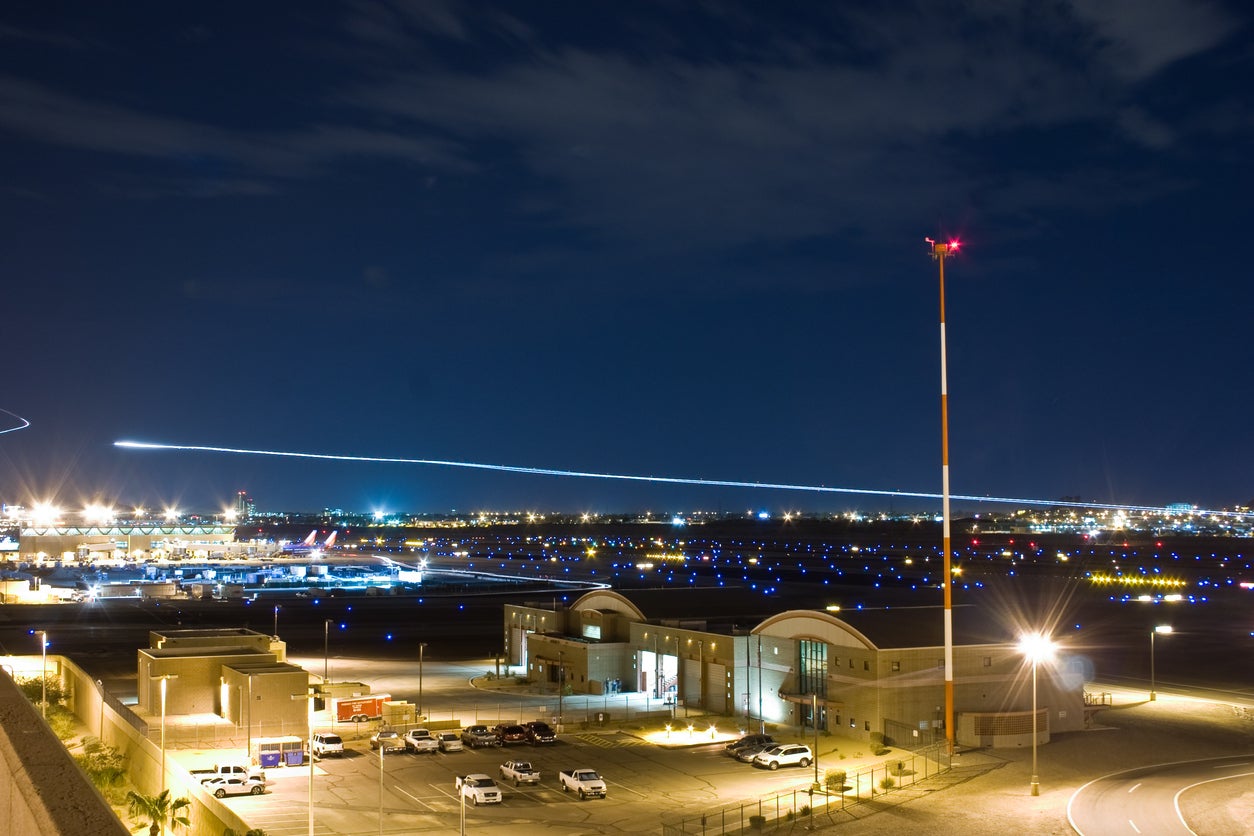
[311, 733, 344, 757]
[752, 744, 813, 770]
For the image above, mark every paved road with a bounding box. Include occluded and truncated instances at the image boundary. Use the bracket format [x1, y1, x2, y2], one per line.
[1068, 755, 1254, 836]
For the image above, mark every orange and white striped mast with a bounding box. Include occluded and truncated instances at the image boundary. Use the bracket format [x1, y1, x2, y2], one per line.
[927, 235, 959, 755]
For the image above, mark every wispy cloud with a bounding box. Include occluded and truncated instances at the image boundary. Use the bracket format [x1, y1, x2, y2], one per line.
[335, 2, 1244, 250]
[0, 76, 468, 191]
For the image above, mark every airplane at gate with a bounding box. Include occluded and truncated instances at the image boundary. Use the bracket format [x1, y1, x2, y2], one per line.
[282, 529, 337, 554]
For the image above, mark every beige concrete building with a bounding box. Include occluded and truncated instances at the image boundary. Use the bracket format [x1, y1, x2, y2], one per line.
[137, 628, 310, 742]
[506, 589, 1085, 749]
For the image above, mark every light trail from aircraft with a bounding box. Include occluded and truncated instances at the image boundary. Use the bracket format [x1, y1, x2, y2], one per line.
[113, 439, 1247, 519]
[0, 409, 30, 435]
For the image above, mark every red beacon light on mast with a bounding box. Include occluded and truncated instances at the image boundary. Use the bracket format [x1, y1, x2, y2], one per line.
[925, 237, 961, 259]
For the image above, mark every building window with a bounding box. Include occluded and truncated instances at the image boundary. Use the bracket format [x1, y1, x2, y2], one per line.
[863, 660, 870, 672]
[983, 656, 992, 667]
[849, 658, 854, 669]
[798, 640, 827, 698]
[938, 659, 945, 668]
[891, 661, 900, 672]
[864, 720, 870, 732]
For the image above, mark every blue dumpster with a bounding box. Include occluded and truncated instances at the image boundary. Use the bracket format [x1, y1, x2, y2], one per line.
[285, 749, 305, 767]
[259, 751, 281, 768]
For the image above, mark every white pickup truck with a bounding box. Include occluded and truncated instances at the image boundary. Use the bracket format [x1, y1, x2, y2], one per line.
[559, 768, 607, 799]
[455, 774, 503, 805]
[498, 760, 541, 786]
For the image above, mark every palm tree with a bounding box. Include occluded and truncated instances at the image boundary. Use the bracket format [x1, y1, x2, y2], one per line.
[125, 789, 191, 836]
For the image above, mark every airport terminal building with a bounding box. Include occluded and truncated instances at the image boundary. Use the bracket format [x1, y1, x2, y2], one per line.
[505, 589, 1086, 748]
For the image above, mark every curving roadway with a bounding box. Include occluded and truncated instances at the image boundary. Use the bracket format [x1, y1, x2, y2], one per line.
[1068, 755, 1254, 836]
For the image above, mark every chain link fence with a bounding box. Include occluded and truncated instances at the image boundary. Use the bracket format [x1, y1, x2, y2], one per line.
[662, 742, 951, 835]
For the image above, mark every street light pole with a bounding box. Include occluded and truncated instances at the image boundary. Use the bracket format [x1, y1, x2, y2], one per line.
[1018, 632, 1055, 797]
[418, 642, 428, 720]
[744, 633, 751, 730]
[291, 691, 314, 836]
[557, 650, 564, 731]
[36, 630, 47, 719]
[324, 619, 332, 684]
[812, 692, 819, 787]
[1150, 625, 1173, 701]
[150, 674, 178, 794]
[757, 634, 764, 734]
[378, 744, 385, 836]
[247, 674, 254, 764]
[273, 604, 281, 639]
[929, 236, 960, 755]
[696, 640, 704, 710]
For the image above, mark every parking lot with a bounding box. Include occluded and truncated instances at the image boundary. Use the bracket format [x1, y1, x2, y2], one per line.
[176, 651, 849, 836]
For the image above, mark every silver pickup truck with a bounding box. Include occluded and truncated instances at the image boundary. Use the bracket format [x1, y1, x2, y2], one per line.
[499, 760, 541, 786]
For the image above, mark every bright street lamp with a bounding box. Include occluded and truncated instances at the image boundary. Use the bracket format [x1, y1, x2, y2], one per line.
[1018, 632, 1055, 797]
[1150, 625, 1173, 701]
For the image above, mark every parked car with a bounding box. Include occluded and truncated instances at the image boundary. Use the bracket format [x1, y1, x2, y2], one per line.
[311, 733, 344, 757]
[461, 725, 500, 748]
[524, 721, 556, 744]
[202, 776, 266, 798]
[437, 732, 464, 752]
[404, 728, 440, 754]
[752, 744, 813, 770]
[494, 723, 528, 744]
[735, 742, 775, 763]
[726, 733, 775, 756]
[370, 730, 404, 752]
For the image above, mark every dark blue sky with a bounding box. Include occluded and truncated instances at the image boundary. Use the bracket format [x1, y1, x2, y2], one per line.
[1, 1, 1250, 514]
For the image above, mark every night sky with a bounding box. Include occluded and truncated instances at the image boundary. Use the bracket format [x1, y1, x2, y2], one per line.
[1, 2, 1250, 515]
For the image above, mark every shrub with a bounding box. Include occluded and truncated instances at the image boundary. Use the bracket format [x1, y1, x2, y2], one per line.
[800, 804, 811, 816]
[749, 815, 766, 830]
[17, 676, 68, 709]
[879, 776, 896, 792]
[825, 768, 847, 790]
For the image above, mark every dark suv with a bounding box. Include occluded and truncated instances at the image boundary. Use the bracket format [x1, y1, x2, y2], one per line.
[494, 723, 527, 744]
[725, 733, 775, 756]
[524, 721, 556, 744]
